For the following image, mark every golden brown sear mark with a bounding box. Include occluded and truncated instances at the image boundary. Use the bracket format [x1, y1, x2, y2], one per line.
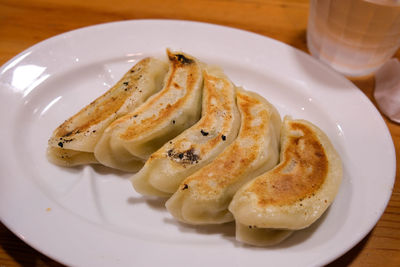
[183, 92, 266, 196]
[54, 59, 150, 138]
[250, 122, 328, 206]
[118, 53, 200, 139]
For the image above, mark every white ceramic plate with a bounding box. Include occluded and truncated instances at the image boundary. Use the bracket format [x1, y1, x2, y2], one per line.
[0, 20, 396, 267]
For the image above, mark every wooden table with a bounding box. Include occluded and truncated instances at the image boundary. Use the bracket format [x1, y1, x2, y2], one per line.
[0, 0, 399, 266]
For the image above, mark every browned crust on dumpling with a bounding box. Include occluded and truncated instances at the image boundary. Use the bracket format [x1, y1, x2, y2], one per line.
[131, 66, 240, 196]
[163, 70, 236, 165]
[229, 116, 342, 231]
[53, 58, 153, 140]
[181, 141, 258, 197]
[165, 89, 280, 224]
[248, 121, 328, 206]
[115, 51, 201, 139]
[183, 91, 268, 196]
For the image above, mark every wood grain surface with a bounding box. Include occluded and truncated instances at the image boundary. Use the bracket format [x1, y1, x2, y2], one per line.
[0, 0, 399, 266]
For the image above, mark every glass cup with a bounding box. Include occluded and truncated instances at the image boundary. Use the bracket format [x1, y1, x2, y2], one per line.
[307, 0, 400, 77]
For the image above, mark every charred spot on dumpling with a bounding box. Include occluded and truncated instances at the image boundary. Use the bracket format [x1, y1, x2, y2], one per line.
[57, 137, 75, 148]
[167, 148, 200, 165]
[200, 129, 209, 136]
[175, 54, 194, 65]
[182, 184, 189, 190]
[168, 52, 194, 66]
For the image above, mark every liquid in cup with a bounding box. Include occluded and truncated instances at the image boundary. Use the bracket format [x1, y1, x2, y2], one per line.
[307, 0, 400, 77]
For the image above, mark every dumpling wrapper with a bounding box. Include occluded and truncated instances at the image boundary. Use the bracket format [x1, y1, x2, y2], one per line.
[235, 224, 293, 246]
[166, 89, 281, 224]
[228, 116, 343, 246]
[131, 66, 240, 196]
[94, 50, 203, 172]
[47, 57, 168, 166]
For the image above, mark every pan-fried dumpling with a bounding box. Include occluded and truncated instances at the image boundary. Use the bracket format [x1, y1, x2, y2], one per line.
[94, 50, 204, 172]
[165, 89, 281, 224]
[228, 116, 343, 246]
[47, 57, 169, 166]
[131, 67, 241, 196]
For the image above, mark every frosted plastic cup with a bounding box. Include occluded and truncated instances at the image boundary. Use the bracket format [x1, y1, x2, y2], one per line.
[307, 0, 400, 77]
